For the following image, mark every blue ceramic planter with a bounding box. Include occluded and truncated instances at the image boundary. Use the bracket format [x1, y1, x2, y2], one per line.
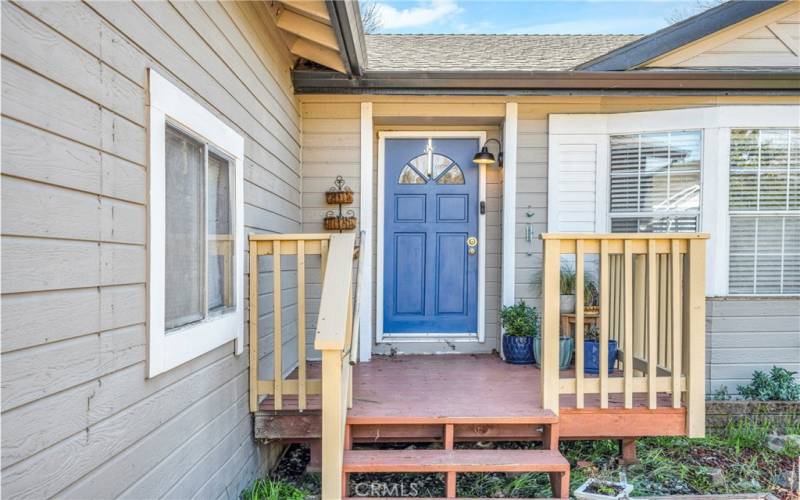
[503, 335, 534, 364]
[584, 339, 618, 374]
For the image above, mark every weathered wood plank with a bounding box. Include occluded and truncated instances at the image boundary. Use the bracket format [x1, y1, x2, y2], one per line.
[1, 237, 144, 294]
[1, 119, 146, 204]
[1, 59, 145, 165]
[2, 176, 145, 244]
[2, 2, 145, 124]
[1, 284, 144, 354]
[1, 324, 145, 411]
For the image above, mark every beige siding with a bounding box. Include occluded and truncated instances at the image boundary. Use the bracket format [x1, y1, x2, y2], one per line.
[1, 1, 299, 497]
[647, 3, 800, 67]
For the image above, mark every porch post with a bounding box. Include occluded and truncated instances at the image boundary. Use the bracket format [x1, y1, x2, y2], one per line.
[359, 102, 373, 362]
[541, 237, 560, 414]
[501, 102, 518, 359]
[684, 239, 706, 438]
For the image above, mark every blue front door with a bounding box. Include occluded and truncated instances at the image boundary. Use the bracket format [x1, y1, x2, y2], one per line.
[383, 138, 479, 335]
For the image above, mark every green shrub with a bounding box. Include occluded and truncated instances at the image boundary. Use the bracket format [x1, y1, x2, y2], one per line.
[737, 366, 800, 401]
[242, 479, 306, 500]
[500, 301, 538, 337]
[709, 386, 731, 401]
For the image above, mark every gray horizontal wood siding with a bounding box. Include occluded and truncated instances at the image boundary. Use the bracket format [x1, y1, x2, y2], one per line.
[1, 1, 299, 497]
[706, 297, 800, 395]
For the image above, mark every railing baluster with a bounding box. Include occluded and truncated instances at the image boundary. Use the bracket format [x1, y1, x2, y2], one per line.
[273, 240, 283, 410]
[633, 254, 647, 376]
[599, 239, 609, 409]
[671, 239, 682, 409]
[249, 240, 259, 412]
[647, 239, 658, 410]
[659, 255, 669, 368]
[623, 240, 633, 409]
[575, 240, 585, 409]
[297, 240, 307, 411]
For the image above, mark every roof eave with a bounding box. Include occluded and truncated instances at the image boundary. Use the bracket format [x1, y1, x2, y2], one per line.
[326, 0, 367, 76]
[292, 69, 800, 94]
[576, 0, 785, 71]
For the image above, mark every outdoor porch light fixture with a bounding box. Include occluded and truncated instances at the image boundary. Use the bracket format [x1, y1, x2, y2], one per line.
[472, 138, 503, 167]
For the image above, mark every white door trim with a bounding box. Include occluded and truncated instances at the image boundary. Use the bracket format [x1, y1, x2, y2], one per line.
[358, 103, 373, 361]
[376, 130, 487, 343]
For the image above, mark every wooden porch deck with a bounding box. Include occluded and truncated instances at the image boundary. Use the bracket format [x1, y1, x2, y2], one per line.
[257, 354, 686, 441]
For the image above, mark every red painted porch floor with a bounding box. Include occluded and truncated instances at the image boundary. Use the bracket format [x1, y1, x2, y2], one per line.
[260, 354, 687, 439]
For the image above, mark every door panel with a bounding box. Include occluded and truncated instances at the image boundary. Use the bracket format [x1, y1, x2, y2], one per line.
[436, 233, 468, 315]
[393, 233, 426, 315]
[383, 138, 479, 335]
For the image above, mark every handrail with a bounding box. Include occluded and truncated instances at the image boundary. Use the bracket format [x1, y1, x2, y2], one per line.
[540, 233, 708, 438]
[248, 231, 360, 498]
[315, 233, 357, 351]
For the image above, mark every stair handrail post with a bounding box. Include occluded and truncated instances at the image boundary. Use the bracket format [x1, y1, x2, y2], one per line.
[315, 232, 357, 499]
[540, 236, 561, 414]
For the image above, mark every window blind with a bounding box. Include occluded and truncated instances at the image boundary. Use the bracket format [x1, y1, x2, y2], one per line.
[729, 128, 800, 295]
[609, 131, 702, 233]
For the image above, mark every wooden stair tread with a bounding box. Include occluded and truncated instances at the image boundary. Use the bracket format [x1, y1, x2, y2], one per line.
[343, 449, 569, 473]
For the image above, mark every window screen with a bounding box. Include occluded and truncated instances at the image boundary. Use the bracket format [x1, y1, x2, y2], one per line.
[207, 150, 234, 313]
[164, 125, 237, 329]
[165, 126, 205, 329]
[609, 131, 701, 233]
[729, 128, 800, 295]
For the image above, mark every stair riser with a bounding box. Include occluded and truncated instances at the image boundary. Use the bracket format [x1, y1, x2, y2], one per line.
[350, 423, 546, 443]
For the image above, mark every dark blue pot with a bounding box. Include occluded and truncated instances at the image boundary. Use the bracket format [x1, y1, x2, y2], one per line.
[584, 339, 618, 374]
[503, 335, 534, 365]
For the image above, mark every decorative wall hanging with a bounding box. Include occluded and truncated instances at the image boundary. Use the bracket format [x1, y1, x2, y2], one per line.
[323, 175, 357, 232]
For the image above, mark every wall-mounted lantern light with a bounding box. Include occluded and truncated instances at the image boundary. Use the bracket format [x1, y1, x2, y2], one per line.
[472, 138, 503, 167]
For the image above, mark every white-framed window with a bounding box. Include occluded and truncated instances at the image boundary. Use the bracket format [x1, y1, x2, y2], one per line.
[608, 130, 702, 233]
[728, 128, 800, 295]
[548, 105, 800, 297]
[148, 69, 244, 377]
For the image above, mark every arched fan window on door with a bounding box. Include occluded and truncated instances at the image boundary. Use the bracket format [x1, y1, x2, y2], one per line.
[398, 153, 464, 185]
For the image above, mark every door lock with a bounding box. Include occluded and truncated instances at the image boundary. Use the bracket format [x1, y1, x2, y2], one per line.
[467, 236, 478, 255]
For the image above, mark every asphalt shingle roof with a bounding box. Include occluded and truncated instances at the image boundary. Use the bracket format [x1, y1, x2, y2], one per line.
[364, 34, 643, 72]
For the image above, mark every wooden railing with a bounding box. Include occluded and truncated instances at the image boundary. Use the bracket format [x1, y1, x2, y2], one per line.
[540, 233, 708, 438]
[248, 231, 360, 499]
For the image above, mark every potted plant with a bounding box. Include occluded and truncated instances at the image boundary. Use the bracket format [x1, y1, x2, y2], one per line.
[584, 276, 600, 314]
[574, 477, 633, 499]
[533, 334, 575, 371]
[584, 325, 618, 374]
[500, 301, 538, 364]
[559, 264, 577, 313]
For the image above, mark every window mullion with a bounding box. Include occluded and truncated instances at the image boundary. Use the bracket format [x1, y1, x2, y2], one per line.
[203, 143, 209, 319]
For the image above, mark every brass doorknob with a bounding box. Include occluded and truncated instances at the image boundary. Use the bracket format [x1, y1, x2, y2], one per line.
[467, 236, 478, 255]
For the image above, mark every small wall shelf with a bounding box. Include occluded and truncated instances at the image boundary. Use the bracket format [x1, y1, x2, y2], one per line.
[324, 175, 357, 232]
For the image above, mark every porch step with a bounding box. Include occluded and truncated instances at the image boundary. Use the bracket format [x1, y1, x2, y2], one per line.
[343, 448, 569, 473]
[343, 449, 570, 498]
